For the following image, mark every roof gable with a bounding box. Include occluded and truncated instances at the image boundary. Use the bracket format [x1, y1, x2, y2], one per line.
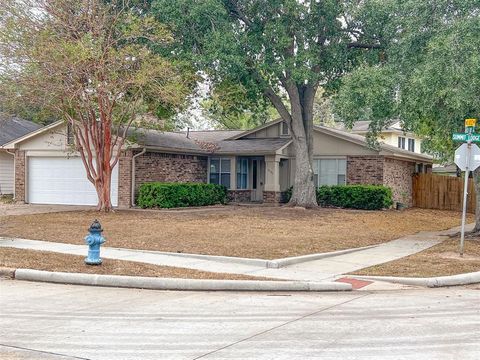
[0, 115, 43, 146]
[1, 121, 62, 149]
[226, 119, 284, 140]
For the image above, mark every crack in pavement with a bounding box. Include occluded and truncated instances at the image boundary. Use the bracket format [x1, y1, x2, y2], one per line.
[0, 344, 91, 360]
[192, 292, 371, 360]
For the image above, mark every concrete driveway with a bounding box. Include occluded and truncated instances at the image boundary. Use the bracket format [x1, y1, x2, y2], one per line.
[1, 279, 479, 360]
[0, 203, 94, 216]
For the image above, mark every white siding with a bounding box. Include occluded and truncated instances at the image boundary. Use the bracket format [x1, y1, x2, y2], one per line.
[0, 152, 14, 195]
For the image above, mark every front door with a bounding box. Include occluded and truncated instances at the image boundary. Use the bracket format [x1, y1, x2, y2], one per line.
[251, 159, 264, 201]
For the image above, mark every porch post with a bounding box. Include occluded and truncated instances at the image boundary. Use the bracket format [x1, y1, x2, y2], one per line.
[264, 155, 281, 203]
[230, 156, 237, 190]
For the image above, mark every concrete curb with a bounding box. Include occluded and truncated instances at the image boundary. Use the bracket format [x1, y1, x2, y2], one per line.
[129, 245, 378, 269]
[267, 245, 379, 269]
[118, 248, 269, 267]
[14, 269, 352, 292]
[349, 271, 480, 288]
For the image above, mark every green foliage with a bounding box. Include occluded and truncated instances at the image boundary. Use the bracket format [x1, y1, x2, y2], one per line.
[284, 186, 293, 204]
[0, 0, 194, 129]
[201, 81, 278, 130]
[313, 87, 337, 126]
[316, 185, 393, 210]
[284, 185, 393, 210]
[149, 0, 373, 125]
[137, 182, 228, 209]
[334, 0, 480, 161]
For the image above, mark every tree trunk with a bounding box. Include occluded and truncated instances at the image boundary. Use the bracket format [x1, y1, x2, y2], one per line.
[94, 161, 113, 212]
[288, 129, 317, 208]
[472, 168, 480, 232]
[286, 85, 317, 208]
[265, 81, 318, 208]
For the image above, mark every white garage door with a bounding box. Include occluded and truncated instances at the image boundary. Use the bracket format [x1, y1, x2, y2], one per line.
[28, 157, 118, 206]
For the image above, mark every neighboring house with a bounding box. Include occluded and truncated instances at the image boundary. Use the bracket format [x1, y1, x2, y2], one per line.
[432, 164, 460, 177]
[335, 120, 424, 154]
[1, 119, 432, 207]
[0, 115, 42, 195]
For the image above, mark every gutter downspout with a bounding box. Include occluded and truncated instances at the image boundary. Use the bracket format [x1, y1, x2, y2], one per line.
[131, 148, 146, 207]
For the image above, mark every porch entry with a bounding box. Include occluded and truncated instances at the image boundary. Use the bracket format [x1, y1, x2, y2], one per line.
[236, 156, 265, 201]
[251, 158, 265, 201]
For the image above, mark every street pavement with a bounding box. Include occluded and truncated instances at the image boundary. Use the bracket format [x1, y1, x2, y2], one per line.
[1, 279, 479, 360]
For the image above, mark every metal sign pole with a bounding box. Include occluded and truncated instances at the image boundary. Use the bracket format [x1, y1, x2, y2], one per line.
[453, 119, 479, 256]
[460, 140, 471, 256]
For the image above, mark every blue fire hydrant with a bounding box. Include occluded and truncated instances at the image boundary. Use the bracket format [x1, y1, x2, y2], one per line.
[84, 219, 105, 265]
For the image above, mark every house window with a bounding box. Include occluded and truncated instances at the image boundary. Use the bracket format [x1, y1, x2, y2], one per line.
[209, 158, 231, 188]
[236, 157, 248, 189]
[408, 138, 415, 152]
[67, 123, 74, 146]
[313, 159, 346, 186]
[398, 136, 406, 149]
[281, 121, 289, 135]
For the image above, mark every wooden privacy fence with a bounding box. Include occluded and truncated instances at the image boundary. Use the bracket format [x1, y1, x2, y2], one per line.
[413, 173, 476, 213]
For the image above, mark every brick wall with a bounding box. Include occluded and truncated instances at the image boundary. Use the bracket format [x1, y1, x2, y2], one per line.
[118, 150, 133, 208]
[346, 156, 384, 185]
[228, 190, 252, 203]
[14, 150, 25, 202]
[134, 151, 208, 197]
[263, 191, 282, 203]
[383, 157, 415, 206]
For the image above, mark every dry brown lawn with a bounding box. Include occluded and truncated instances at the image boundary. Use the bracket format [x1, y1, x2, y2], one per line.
[352, 238, 480, 277]
[0, 247, 270, 280]
[0, 206, 472, 259]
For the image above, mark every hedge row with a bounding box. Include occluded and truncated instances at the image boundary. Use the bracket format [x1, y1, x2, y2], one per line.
[137, 182, 228, 209]
[285, 185, 393, 210]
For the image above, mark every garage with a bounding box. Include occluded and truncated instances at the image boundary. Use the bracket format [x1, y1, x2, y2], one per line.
[27, 157, 118, 206]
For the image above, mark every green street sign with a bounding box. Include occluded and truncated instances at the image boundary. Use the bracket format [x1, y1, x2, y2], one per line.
[452, 133, 480, 142]
[453, 133, 468, 141]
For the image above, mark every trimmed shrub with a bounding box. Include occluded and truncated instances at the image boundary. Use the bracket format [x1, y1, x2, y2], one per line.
[137, 182, 228, 209]
[317, 185, 393, 210]
[284, 185, 393, 210]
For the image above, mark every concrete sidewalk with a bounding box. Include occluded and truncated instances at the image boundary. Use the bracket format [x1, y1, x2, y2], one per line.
[2, 224, 466, 282]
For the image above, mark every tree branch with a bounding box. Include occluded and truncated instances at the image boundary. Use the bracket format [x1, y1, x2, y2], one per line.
[222, 0, 253, 27]
[347, 42, 382, 49]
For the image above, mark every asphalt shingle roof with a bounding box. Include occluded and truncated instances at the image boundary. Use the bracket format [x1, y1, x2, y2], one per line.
[129, 128, 290, 155]
[0, 114, 43, 146]
[178, 130, 245, 142]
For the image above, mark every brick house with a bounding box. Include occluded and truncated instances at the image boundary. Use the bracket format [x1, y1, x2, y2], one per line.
[1, 119, 432, 207]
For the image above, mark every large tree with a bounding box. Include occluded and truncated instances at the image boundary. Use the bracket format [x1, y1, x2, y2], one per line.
[0, 0, 193, 211]
[334, 0, 480, 227]
[150, 0, 381, 207]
